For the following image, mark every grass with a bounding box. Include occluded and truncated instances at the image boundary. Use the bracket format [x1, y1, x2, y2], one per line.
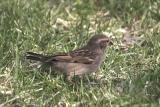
[0, 0, 160, 106]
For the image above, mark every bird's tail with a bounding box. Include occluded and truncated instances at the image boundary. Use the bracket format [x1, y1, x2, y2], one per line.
[26, 52, 48, 62]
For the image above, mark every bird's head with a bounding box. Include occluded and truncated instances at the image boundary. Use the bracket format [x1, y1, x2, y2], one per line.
[88, 34, 113, 49]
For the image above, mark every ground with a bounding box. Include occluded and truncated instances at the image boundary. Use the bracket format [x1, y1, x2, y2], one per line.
[0, 0, 160, 106]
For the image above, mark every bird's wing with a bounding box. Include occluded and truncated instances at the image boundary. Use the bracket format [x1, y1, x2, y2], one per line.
[46, 49, 97, 64]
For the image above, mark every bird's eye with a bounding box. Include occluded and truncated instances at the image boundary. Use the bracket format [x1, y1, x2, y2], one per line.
[105, 40, 109, 42]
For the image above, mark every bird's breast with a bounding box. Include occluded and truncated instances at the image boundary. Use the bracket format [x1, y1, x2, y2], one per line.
[52, 62, 97, 76]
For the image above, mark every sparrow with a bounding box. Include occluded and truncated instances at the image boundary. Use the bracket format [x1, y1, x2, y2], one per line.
[26, 34, 113, 81]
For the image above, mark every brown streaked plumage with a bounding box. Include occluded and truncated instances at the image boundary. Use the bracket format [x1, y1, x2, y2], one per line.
[26, 34, 113, 81]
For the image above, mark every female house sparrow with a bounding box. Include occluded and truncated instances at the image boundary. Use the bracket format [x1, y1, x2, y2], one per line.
[26, 34, 113, 81]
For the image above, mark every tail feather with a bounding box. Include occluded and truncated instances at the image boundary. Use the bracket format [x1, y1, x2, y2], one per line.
[26, 52, 47, 62]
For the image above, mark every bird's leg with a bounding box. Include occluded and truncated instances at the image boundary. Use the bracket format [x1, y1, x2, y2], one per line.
[66, 75, 73, 83]
[78, 75, 83, 79]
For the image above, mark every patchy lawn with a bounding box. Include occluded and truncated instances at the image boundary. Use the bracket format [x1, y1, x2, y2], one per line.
[0, 0, 160, 106]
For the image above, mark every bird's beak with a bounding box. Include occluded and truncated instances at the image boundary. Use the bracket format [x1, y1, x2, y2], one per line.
[108, 40, 113, 46]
